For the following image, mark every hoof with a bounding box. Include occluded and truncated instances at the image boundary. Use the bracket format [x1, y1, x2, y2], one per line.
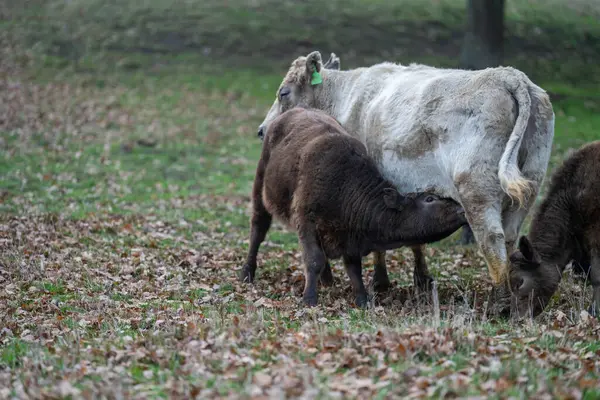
[355, 293, 369, 308]
[414, 274, 434, 292]
[303, 294, 318, 307]
[371, 276, 392, 294]
[320, 265, 334, 287]
[239, 264, 255, 283]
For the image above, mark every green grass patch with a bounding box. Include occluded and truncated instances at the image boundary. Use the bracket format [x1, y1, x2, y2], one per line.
[0, 340, 29, 369]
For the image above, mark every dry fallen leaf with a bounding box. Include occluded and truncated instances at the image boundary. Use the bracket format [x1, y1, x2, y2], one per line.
[253, 371, 272, 387]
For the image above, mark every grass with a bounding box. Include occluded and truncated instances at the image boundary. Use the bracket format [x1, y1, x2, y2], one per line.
[4, 0, 600, 87]
[1, 0, 600, 398]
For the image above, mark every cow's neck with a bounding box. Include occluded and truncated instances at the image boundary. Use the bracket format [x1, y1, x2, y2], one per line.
[315, 69, 373, 133]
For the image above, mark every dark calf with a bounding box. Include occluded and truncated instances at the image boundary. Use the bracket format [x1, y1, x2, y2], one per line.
[496, 140, 600, 318]
[240, 107, 467, 307]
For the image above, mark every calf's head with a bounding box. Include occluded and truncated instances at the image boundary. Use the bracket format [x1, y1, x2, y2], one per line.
[494, 236, 560, 319]
[384, 189, 468, 243]
[257, 51, 339, 140]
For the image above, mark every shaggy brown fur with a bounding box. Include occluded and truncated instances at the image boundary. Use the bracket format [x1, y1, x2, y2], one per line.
[239, 107, 468, 307]
[497, 140, 600, 318]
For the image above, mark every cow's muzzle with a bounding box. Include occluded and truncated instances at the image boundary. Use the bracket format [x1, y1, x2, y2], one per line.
[257, 126, 265, 141]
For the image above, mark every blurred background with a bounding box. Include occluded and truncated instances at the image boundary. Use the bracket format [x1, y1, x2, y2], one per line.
[3, 0, 599, 83]
[1, 0, 599, 222]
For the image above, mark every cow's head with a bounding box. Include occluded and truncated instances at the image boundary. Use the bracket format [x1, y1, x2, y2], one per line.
[257, 51, 340, 140]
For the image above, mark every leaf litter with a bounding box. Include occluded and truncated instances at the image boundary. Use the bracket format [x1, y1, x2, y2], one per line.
[0, 38, 599, 400]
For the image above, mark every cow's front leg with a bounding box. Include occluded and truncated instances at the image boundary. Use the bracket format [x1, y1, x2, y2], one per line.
[371, 251, 391, 293]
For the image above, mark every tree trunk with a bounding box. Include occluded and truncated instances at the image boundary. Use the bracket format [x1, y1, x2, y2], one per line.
[460, 0, 505, 70]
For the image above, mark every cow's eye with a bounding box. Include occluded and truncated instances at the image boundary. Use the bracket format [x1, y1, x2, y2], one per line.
[425, 195, 436, 203]
[279, 87, 291, 98]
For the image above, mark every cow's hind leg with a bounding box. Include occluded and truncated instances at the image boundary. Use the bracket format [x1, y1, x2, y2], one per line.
[502, 145, 546, 257]
[371, 251, 391, 293]
[471, 204, 507, 285]
[457, 175, 508, 285]
[502, 200, 536, 257]
[457, 226, 476, 245]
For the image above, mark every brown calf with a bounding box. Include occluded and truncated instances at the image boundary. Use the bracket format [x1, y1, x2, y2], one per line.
[240, 107, 468, 307]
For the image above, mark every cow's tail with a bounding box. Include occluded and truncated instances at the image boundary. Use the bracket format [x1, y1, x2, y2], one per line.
[498, 73, 533, 209]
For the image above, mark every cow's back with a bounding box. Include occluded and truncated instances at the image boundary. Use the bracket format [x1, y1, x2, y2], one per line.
[339, 65, 549, 199]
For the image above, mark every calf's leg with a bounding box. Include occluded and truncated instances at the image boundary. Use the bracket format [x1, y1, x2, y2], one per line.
[298, 222, 327, 306]
[589, 250, 600, 317]
[320, 261, 334, 286]
[343, 254, 369, 308]
[371, 246, 433, 293]
[299, 255, 333, 286]
[412, 245, 433, 291]
[240, 204, 272, 283]
[371, 251, 391, 293]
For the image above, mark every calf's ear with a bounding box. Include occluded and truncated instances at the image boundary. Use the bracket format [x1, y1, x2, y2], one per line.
[383, 188, 411, 210]
[518, 236, 540, 266]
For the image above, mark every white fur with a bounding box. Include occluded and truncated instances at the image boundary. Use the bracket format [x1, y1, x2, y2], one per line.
[259, 53, 555, 284]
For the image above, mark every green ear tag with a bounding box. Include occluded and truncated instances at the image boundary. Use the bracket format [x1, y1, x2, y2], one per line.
[311, 70, 323, 86]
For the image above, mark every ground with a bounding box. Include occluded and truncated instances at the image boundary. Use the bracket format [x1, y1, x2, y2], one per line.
[1, 0, 600, 398]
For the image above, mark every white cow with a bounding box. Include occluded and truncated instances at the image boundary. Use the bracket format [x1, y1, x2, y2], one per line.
[257, 51, 555, 288]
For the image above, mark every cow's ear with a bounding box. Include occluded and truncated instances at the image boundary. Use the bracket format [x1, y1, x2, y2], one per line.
[306, 51, 323, 75]
[323, 52, 340, 70]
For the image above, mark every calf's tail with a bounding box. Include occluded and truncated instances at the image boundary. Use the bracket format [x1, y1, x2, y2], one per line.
[498, 73, 532, 208]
